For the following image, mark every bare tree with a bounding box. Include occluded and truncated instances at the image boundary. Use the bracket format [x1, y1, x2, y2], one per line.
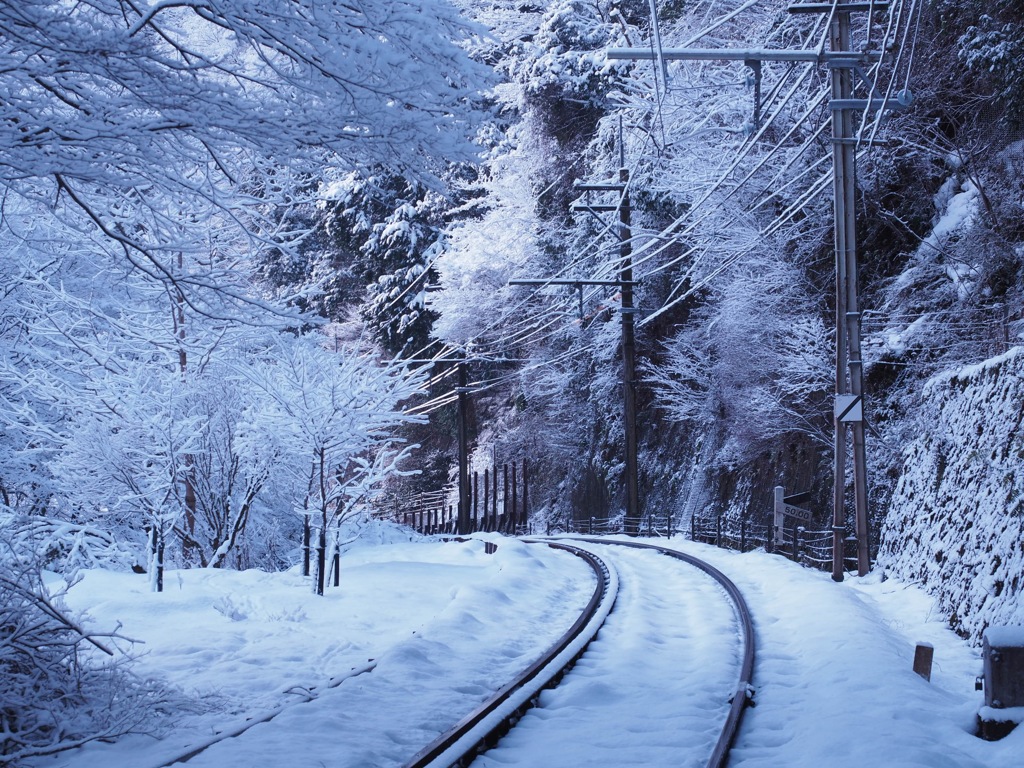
[0, 539, 182, 764]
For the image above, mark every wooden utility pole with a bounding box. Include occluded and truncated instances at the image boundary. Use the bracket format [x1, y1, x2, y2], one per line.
[572, 163, 640, 534]
[456, 361, 472, 535]
[510, 169, 642, 535]
[617, 168, 641, 536]
[610, 1, 892, 574]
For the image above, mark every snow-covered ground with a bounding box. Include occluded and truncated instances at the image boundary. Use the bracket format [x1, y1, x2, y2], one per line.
[33, 533, 1023, 768]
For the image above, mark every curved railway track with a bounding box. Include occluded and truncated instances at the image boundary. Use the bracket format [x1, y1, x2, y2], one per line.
[149, 539, 611, 768]
[569, 537, 757, 768]
[403, 540, 618, 767]
[150, 537, 753, 768]
[407, 537, 756, 768]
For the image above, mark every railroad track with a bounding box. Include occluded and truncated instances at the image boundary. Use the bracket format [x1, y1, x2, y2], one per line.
[146, 538, 609, 768]
[149, 538, 753, 768]
[408, 537, 756, 768]
[403, 540, 618, 767]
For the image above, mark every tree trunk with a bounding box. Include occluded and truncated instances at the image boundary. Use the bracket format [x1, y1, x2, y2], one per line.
[315, 518, 327, 596]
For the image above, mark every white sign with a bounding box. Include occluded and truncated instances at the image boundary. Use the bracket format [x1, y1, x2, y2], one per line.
[835, 394, 863, 423]
[781, 503, 813, 522]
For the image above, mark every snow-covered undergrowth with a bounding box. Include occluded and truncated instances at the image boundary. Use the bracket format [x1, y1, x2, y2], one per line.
[30, 535, 594, 768]
[879, 347, 1024, 643]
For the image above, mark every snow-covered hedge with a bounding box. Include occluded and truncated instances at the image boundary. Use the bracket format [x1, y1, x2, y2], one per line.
[879, 347, 1024, 644]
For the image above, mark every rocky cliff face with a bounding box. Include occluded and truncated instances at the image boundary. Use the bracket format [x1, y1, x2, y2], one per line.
[879, 348, 1024, 643]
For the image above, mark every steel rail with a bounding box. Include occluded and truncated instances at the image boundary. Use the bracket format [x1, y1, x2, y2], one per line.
[568, 536, 756, 768]
[403, 541, 616, 768]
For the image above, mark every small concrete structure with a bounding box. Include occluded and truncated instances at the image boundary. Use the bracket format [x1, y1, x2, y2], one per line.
[978, 626, 1024, 740]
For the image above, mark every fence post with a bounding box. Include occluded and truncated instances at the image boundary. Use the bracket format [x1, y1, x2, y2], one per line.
[492, 465, 498, 531]
[741, 519, 747, 552]
[483, 470, 490, 532]
[795, 524, 804, 562]
[690, 514, 696, 541]
[473, 471, 479, 532]
[715, 515, 722, 547]
[302, 514, 311, 577]
[522, 459, 529, 532]
[913, 643, 934, 682]
[502, 463, 509, 533]
[511, 461, 518, 534]
[316, 525, 326, 596]
[331, 533, 340, 587]
[773, 486, 785, 555]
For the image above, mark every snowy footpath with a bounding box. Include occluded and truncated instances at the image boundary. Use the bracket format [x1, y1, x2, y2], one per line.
[32, 533, 1024, 768]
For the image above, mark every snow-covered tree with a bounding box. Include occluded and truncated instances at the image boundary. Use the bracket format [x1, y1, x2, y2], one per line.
[0, 0, 490, 303]
[0, 0, 491, 576]
[649, 249, 832, 459]
[245, 334, 426, 594]
[944, 0, 1024, 126]
[318, 171, 455, 356]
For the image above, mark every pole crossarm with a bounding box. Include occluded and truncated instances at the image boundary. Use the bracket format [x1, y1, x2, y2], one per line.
[509, 279, 640, 287]
[576, 182, 626, 192]
[573, 204, 623, 212]
[788, 2, 889, 13]
[607, 47, 881, 64]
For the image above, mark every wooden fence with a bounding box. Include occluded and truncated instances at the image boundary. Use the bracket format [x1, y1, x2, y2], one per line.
[392, 471, 863, 577]
[548, 509, 861, 575]
[556, 509, 678, 538]
[396, 460, 530, 536]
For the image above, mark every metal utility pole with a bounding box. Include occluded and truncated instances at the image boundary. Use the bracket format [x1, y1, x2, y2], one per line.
[788, 1, 876, 579]
[610, 1, 892, 575]
[830, 9, 860, 581]
[840, 9, 873, 581]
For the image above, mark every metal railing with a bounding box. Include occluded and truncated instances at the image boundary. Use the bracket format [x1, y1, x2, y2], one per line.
[690, 514, 861, 573]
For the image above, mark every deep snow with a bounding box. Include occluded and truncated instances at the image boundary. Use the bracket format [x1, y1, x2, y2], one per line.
[30, 533, 1024, 768]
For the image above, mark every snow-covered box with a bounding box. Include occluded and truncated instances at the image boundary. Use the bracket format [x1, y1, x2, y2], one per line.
[978, 625, 1024, 740]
